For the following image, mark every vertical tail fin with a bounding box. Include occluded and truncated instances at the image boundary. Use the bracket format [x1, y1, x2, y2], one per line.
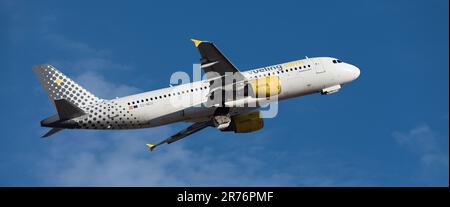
[32, 64, 103, 107]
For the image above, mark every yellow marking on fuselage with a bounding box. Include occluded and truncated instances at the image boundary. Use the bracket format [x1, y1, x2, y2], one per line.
[282, 60, 304, 68]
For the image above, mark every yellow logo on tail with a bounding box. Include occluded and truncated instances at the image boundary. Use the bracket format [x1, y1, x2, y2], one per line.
[54, 79, 62, 86]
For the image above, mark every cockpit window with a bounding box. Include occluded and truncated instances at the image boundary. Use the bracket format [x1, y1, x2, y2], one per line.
[332, 59, 343, 64]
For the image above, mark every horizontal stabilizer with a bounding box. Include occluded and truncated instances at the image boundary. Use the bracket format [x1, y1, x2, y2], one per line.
[42, 128, 63, 138]
[54, 99, 85, 120]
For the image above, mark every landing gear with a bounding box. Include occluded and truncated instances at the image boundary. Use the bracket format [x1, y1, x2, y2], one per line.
[213, 115, 231, 130]
[213, 107, 231, 130]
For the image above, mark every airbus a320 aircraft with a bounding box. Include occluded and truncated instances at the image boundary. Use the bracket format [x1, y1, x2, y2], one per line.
[34, 39, 360, 151]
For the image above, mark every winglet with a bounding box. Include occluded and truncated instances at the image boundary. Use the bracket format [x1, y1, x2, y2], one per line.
[190, 39, 203, 47]
[146, 144, 156, 151]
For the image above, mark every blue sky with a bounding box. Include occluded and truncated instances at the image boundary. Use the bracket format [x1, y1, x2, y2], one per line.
[0, 0, 448, 186]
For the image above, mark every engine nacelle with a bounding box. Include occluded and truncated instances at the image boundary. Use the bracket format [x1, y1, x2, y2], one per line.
[221, 111, 264, 133]
[249, 76, 281, 98]
[321, 85, 341, 95]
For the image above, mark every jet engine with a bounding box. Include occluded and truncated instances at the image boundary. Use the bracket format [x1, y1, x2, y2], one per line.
[221, 111, 264, 133]
[320, 84, 341, 95]
[249, 76, 281, 98]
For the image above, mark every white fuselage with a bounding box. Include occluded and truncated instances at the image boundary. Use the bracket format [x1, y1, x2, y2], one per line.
[70, 57, 360, 130]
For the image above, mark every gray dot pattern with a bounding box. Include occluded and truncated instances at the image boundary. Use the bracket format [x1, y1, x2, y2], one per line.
[33, 65, 102, 107]
[73, 100, 147, 130]
[33, 64, 147, 130]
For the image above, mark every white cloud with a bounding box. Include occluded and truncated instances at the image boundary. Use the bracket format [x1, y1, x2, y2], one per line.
[37, 128, 297, 187]
[45, 34, 111, 57]
[23, 13, 139, 99]
[45, 34, 132, 72]
[394, 125, 438, 153]
[393, 124, 449, 185]
[75, 71, 140, 99]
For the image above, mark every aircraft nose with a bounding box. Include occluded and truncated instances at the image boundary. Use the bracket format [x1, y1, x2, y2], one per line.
[339, 64, 360, 84]
[350, 65, 360, 80]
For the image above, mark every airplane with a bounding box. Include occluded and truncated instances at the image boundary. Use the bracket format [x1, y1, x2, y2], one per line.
[33, 39, 360, 151]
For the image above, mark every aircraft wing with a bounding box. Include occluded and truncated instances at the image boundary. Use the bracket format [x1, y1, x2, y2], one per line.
[146, 121, 212, 151]
[191, 39, 254, 106]
[191, 39, 246, 81]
